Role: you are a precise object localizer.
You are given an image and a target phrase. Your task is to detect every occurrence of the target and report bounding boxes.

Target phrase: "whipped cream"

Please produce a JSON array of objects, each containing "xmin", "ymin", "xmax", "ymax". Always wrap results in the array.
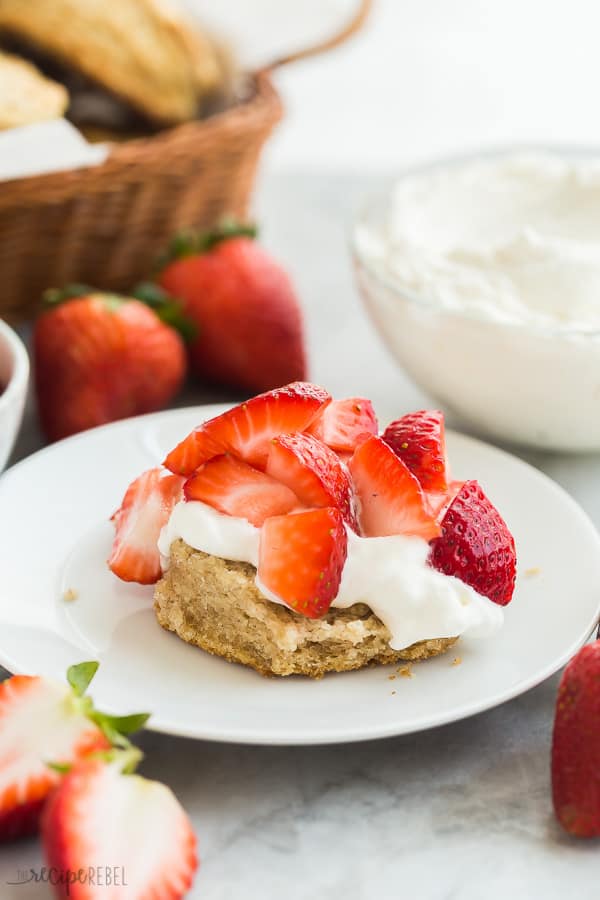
[
  {"xmin": 355, "ymin": 152, "xmax": 600, "ymax": 451},
  {"xmin": 365, "ymin": 153, "xmax": 600, "ymax": 332},
  {"xmin": 159, "ymin": 501, "xmax": 503, "ymax": 650}
]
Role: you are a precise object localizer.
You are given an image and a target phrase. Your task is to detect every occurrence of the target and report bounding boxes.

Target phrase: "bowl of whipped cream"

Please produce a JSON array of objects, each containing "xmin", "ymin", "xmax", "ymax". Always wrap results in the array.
[{"xmin": 352, "ymin": 150, "xmax": 600, "ymax": 452}]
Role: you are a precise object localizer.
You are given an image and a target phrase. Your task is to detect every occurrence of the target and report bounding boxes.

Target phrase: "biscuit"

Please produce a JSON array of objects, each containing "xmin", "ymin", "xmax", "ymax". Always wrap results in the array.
[
  {"xmin": 0, "ymin": 49, "xmax": 67, "ymax": 129},
  {"xmin": 0, "ymin": 0, "xmax": 222, "ymax": 124},
  {"xmin": 154, "ymin": 539, "xmax": 458, "ymax": 678}
]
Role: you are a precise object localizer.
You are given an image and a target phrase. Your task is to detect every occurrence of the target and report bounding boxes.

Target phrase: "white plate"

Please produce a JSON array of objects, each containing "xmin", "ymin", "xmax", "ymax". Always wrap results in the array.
[{"xmin": 1, "ymin": 406, "xmax": 599, "ymax": 745}]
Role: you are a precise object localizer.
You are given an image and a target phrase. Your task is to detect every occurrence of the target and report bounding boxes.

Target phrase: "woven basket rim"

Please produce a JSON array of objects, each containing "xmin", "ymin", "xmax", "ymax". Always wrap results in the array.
[{"xmin": 1, "ymin": 70, "xmax": 282, "ymax": 198}]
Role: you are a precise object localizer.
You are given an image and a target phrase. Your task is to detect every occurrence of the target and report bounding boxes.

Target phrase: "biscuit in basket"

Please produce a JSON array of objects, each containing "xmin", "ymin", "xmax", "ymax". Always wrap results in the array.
[
  {"xmin": 0, "ymin": 49, "xmax": 67, "ymax": 129},
  {"xmin": 154, "ymin": 540, "xmax": 458, "ymax": 678},
  {"xmin": 0, "ymin": 0, "xmax": 222, "ymax": 124}
]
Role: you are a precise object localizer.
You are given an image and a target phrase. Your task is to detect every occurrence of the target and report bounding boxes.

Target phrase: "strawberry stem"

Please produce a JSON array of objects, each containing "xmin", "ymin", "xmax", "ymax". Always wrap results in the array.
[
  {"xmin": 156, "ymin": 218, "xmax": 258, "ymax": 269},
  {"xmin": 43, "ymin": 284, "xmax": 95, "ymax": 306},
  {"xmin": 131, "ymin": 282, "xmax": 197, "ymax": 342},
  {"xmin": 67, "ymin": 660, "xmax": 99, "ymax": 697}
]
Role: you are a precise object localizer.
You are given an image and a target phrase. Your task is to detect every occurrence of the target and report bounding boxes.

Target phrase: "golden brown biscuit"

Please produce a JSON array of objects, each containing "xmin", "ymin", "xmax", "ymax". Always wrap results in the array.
[
  {"xmin": 154, "ymin": 540, "xmax": 458, "ymax": 678},
  {"xmin": 0, "ymin": 49, "xmax": 67, "ymax": 129},
  {"xmin": 0, "ymin": 0, "xmax": 222, "ymax": 124}
]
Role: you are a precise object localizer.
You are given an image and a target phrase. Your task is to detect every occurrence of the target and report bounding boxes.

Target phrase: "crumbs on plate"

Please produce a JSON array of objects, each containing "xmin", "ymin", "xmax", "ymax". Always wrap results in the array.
[
  {"xmin": 62, "ymin": 587, "xmax": 79, "ymax": 602},
  {"xmin": 452, "ymin": 656, "xmax": 462, "ymax": 666},
  {"xmin": 397, "ymin": 665, "xmax": 413, "ymax": 679},
  {"xmin": 524, "ymin": 567, "xmax": 541, "ymax": 578}
]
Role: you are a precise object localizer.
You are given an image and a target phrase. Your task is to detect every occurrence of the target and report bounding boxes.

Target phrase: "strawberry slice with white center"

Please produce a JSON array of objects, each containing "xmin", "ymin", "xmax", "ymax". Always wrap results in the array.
[
  {"xmin": 109, "ymin": 467, "xmax": 184, "ymax": 584},
  {"xmin": 42, "ymin": 755, "xmax": 198, "ymax": 899},
  {"xmin": 307, "ymin": 397, "xmax": 378, "ymax": 452},
  {"xmin": 184, "ymin": 454, "xmax": 301, "ymax": 526},
  {"xmin": 0, "ymin": 666, "xmax": 110, "ymax": 843},
  {"xmin": 382, "ymin": 409, "xmax": 448, "ymax": 492},
  {"xmin": 266, "ymin": 431, "xmax": 357, "ymax": 528},
  {"xmin": 258, "ymin": 507, "xmax": 348, "ymax": 618},
  {"xmin": 349, "ymin": 435, "xmax": 441, "ymax": 539},
  {"xmin": 163, "ymin": 381, "xmax": 331, "ymax": 475}
]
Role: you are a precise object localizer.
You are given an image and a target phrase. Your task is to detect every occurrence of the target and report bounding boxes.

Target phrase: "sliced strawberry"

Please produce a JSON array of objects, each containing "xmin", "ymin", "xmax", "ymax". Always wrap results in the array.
[
  {"xmin": 382, "ymin": 410, "xmax": 448, "ymax": 492},
  {"xmin": 164, "ymin": 382, "xmax": 331, "ymax": 475},
  {"xmin": 348, "ymin": 436, "xmax": 441, "ymax": 540},
  {"xmin": 258, "ymin": 508, "xmax": 348, "ymax": 618},
  {"xmin": 307, "ymin": 397, "xmax": 378, "ymax": 452},
  {"xmin": 184, "ymin": 454, "xmax": 301, "ymax": 526},
  {"xmin": 42, "ymin": 756, "xmax": 198, "ymax": 899},
  {"xmin": 109, "ymin": 467, "xmax": 184, "ymax": 584},
  {"xmin": 266, "ymin": 432, "xmax": 357, "ymax": 528},
  {"xmin": 429, "ymin": 480, "xmax": 516, "ymax": 606},
  {"xmin": 0, "ymin": 672, "xmax": 109, "ymax": 843},
  {"xmin": 552, "ymin": 641, "xmax": 600, "ymax": 837}
]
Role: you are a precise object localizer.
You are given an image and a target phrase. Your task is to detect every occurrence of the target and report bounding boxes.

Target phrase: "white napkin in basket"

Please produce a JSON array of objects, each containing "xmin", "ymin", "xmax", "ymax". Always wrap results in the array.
[{"xmin": 0, "ymin": 119, "xmax": 108, "ymax": 182}]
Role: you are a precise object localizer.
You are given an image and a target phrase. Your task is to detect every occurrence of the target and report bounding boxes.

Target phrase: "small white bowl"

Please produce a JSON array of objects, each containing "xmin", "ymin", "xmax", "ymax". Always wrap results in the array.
[
  {"xmin": 351, "ymin": 150, "xmax": 600, "ymax": 453},
  {"xmin": 0, "ymin": 319, "xmax": 29, "ymax": 471}
]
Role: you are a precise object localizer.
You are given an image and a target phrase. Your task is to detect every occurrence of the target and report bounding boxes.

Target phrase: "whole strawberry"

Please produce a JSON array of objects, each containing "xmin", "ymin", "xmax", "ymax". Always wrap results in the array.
[
  {"xmin": 552, "ymin": 641, "xmax": 600, "ymax": 837},
  {"xmin": 34, "ymin": 288, "xmax": 187, "ymax": 441},
  {"xmin": 157, "ymin": 222, "xmax": 307, "ymax": 393}
]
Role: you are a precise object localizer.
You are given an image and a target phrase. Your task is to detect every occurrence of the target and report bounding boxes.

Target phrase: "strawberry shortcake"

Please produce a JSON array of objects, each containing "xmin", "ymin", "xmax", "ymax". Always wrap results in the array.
[{"xmin": 108, "ymin": 383, "xmax": 516, "ymax": 677}]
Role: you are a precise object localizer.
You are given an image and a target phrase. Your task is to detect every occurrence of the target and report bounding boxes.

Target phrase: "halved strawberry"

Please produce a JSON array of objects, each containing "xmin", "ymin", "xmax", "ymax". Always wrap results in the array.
[
  {"xmin": 0, "ymin": 663, "xmax": 112, "ymax": 843},
  {"xmin": 382, "ymin": 410, "xmax": 448, "ymax": 492},
  {"xmin": 429, "ymin": 480, "xmax": 516, "ymax": 606},
  {"xmin": 109, "ymin": 467, "xmax": 184, "ymax": 584},
  {"xmin": 184, "ymin": 454, "xmax": 301, "ymax": 526},
  {"xmin": 266, "ymin": 432, "xmax": 356, "ymax": 528},
  {"xmin": 42, "ymin": 753, "xmax": 197, "ymax": 899},
  {"xmin": 307, "ymin": 397, "xmax": 378, "ymax": 452},
  {"xmin": 258, "ymin": 508, "xmax": 347, "ymax": 618},
  {"xmin": 164, "ymin": 382, "xmax": 331, "ymax": 475},
  {"xmin": 348, "ymin": 436, "xmax": 441, "ymax": 540}
]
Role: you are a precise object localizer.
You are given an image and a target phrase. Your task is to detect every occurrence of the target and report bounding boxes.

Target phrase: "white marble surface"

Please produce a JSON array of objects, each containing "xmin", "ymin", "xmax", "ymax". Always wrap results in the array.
[{"xmin": 1, "ymin": 172, "xmax": 599, "ymax": 898}]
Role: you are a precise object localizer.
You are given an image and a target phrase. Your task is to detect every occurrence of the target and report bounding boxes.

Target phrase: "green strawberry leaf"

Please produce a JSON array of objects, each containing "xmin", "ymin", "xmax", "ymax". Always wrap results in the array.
[
  {"xmin": 43, "ymin": 284, "xmax": 95, "ymax": 306},
  {"xmin": 67, "ymin": 661, "xmax": 99, "ymax": 697},
  {"xmin": 47, "ymin": 761, "xmax": 72, "ymax": 775},
  {"xmin": 131, "ymin": 282, "xmax": 198, "ymax": 343},
  {"xmin": 156, "ymin": 218, "xmax": 258, "ymax": 269},
  {"xmin": 97, "ymin": 712, "xmax": 151, "ymax": 735}
]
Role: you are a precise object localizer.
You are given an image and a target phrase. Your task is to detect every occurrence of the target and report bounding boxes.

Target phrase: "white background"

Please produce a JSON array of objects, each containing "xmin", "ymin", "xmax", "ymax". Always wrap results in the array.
[{"xmin": 188, "ymin": 0, "xmax": 600, "ymax": 171}]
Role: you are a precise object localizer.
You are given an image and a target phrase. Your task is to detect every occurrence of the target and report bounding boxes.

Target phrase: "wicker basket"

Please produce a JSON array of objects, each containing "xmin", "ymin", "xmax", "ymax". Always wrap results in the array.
[{"xmin": 0, "ymin": 1, "xmax": 371, "ymax": 323}]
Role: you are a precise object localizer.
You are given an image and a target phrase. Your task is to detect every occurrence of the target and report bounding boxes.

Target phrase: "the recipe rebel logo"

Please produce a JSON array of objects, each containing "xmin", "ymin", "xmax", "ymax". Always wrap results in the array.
[{"xmin": 7, "ymin": 866, "xmax": 127, "ymax": 893}]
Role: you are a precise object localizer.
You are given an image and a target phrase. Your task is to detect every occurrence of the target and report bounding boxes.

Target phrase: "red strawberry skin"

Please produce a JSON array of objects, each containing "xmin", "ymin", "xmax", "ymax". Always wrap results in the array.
[
  {"xmin": 266, "ymin": 432, "xmax": 357, "ymax": 528},
  {"xmin": 109, "ymin": 468, "xmax": 184, "ymax": 584},
  {"xmin": 35, "ymin": 295, "xmax": 187, "ymax": 442},
  {"xmin": 382, "ymin": 410, "xmax": 448, "ymax": 492},
  {"xmin": 429, "ymin": 480, "xmax": 516, "ymax": 605},
  {"xmin": 308, "ymin": 397, "xmax": 378, "ymax": 453},
  {"xmin": 164, "ymin": 381, "xmax": 331, "ymax": 475},
  {"xmin": 42, "ymin": 758, "xmax": 198, "ymax": 899},
  {"xmin": 258, "ymin": 508, "xmax": 348, "ymax": 618},
  {"xmin": 0, "ymin": 676, "xmax": 109, "ymax": 843},
  {"xmin": 159, "ymin": 237, "xmax": 306, "ymax": 393},
  {"xmin": 552, "ymin": 641, "xmax": 600, "ymax": 837},
  {"xmin": 349, "ymin": 436, "xmax": 440, "ymax": 540},
  {"xmin": 184, "ymin": 454, "xmax": 301, "ymax": 526}
]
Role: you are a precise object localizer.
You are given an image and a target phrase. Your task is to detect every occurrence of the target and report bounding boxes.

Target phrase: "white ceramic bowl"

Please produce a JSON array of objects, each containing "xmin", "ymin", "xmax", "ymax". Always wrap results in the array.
[
  {"xmin": 351, "ymin": 152, "xmax": 600, "ymax": 453},
  {"xmin": 0, "ymin": 320, "xmax": 29, "ymax": 471}
]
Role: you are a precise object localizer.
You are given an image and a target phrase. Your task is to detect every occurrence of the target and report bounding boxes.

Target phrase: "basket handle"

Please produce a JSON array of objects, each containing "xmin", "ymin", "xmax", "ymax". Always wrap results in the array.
[{"xmin": 263, "ymin": 0, "xmax": 373, "ymax": 70}]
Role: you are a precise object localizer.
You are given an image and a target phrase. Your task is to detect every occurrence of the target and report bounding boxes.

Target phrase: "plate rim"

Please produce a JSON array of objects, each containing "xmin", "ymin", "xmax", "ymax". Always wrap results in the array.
[{"xmin": 2, "ymin": 406, "xmax": 600, "ymax": 745}]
